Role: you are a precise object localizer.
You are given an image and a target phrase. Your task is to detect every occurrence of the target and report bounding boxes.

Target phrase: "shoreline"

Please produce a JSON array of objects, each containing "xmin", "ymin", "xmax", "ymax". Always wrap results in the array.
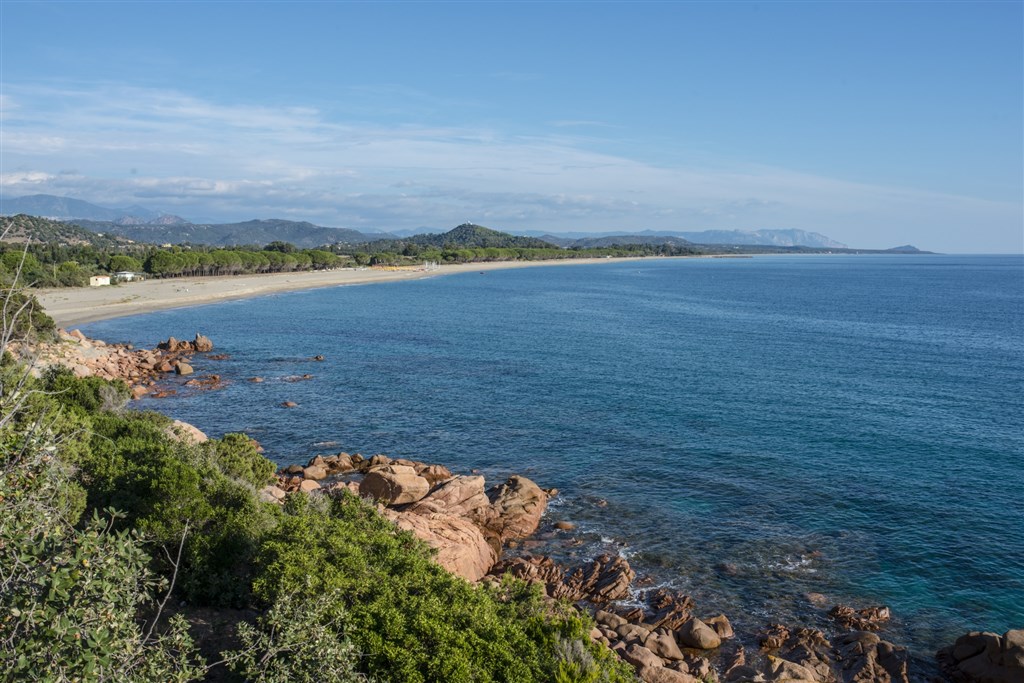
[
  {"xmin": 35, "ymin": 256, "xmax": 661, "ymax": 327},
  {"xmin": 23, "ymin": 270, "xmax": 1020, "ymax": 683}
]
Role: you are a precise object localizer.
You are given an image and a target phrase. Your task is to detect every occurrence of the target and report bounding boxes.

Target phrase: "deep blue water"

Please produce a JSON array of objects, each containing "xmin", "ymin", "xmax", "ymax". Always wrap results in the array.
[{"xmin": 83, "ymin": 254, "xmax": 1024, "ymax": 656}]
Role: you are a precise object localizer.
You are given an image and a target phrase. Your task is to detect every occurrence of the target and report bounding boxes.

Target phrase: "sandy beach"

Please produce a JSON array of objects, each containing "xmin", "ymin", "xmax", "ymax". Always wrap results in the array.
[{"xmin": 34, "ymin": 257, "xmax": 648, "ymax": 327}]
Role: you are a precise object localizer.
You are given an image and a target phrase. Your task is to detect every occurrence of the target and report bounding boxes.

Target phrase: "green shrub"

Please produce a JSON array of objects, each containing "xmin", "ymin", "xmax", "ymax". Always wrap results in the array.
[
  {"xmin": 0, "ymin": 432, "xmax": 203, "ymax": 682},
  {"xmin": 223, "ymin": 584, "xmax": 364, "ymax": 682},
  {"xmin": 209, "ymin": 432, "xmax": 276, "ymax": 488},
  {"xmin": 252, "ymin": 491, "xmax": 635, "ymax": 683}
]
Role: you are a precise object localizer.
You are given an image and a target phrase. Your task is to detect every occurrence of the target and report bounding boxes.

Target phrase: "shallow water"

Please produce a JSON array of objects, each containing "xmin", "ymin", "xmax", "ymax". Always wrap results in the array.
[{"xmin": 84, "ymin": 254, "xmax": 1024, "ymax": 657}]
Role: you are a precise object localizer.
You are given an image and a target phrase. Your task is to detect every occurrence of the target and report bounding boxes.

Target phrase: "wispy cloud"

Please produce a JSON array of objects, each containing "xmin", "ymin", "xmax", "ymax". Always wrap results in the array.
[{"xmin": 1, "ymin": 82, "xmax": 1019, "ymax": 251}]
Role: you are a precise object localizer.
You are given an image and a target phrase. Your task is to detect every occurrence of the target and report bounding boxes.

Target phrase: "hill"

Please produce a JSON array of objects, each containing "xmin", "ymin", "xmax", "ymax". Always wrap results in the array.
[
  {"xmin": 368, "ymin": 223, "xmax": 558, "ymax": 250},
  {"xmin": 72, "ymin": 218, "xmax": 388, "ymax": 248},
  {"xmin": 0, "ymin": 214, "xmax": 137, "ymax": 248}
]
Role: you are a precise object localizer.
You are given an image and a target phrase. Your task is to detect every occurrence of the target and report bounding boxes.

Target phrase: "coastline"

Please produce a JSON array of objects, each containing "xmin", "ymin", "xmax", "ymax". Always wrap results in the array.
[
  {"xmin": 23, "ymin": 261, "xmax": 1023, "ymax": 683},
  {"xmin": 35, "ymin": 256, "xmax": 657, "ymax": 327}
]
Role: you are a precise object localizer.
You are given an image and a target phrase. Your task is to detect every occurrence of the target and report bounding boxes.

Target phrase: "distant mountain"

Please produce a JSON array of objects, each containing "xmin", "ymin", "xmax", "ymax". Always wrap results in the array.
[
  {"xmin": 558, "ymin": 234, "xmax": 694, "ymax": 249},
  {"xmin": 883, "ymin": 245, "xmax": 924, "ymax": 253},
  {"xmin": 0, "ymin": 194, "xmax": 185, "ymax": 225},
  {"xmin": 113, "ymin": 213, "xmax": 189, "ymax": 226},
  {"xmin": 522, "ymin": 228, "xmax": 848, "ymax": 249},
  {"xmin": 675, "ymin": 229, "xmax": 847, "ymax": 249},
  {"xmin": 370, "ymin": 223, "xmax": 558, "ymax": 250},
  {"xmin": 72, "ymin": 218, "xmax": 386, "ymax": 248},
  {"xmin": 0, "ymin": 214, "xmax": 137, "ymax": 248}
]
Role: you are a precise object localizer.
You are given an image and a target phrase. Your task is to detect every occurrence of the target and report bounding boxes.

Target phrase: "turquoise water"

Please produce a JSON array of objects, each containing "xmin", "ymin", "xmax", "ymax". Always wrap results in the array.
[{"xmin": 83, "ymin": 254, "xmax": 1024, "ymax": 656}]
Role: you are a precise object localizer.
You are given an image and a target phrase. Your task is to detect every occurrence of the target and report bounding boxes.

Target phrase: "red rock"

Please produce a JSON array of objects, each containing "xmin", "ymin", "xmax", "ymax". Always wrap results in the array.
[
  {"xmin": 359, "ymin": 465, "xmax": 431, "ymax": 505},
  {"xmin": 383, "ymin": 508, "xmax": 497, "ymax": 582},
  {"xmin": 677, "ymin": 618, "xmax": 721, "ymax": 650},
  {"xmin": 164, "ymin": 419, "xmax": 208, "ymax": 444},
  {"xmin": 486, "ymin": 475, "xmax": 548, "ymax": 542}
]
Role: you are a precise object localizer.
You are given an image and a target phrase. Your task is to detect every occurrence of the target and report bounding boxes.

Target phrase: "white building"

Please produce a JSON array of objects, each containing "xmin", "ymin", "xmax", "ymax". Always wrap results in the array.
[
  {"xmin": 114, "ymin": 271, "xmax": 142, "ymax": 282},
  {"xmin": 89, "ymin": 276, "xmax": 111, "ymax": 287}
]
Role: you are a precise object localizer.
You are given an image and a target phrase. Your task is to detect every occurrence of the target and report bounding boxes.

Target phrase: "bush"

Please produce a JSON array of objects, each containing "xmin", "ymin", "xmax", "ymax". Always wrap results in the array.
[
  {"xmin": 209, "ymin": 432, "xmax": 276, "ymax": 488},
  {"xmin": 0, "ymin": 432, "xmax": 203, "ymax": 682},
  {"xmin": 252, "ymin": 492, "xmax": 636, "ymax": 683},
  {"xmin": 223, "ymin": 584, "xmax": 364, "ymax": 682}
]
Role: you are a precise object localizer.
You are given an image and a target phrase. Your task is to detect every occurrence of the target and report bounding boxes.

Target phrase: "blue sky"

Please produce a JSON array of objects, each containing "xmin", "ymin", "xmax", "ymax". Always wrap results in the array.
[{"xmin": 1, "ymin": 1, "xmax": 1021, "ymax": 252}]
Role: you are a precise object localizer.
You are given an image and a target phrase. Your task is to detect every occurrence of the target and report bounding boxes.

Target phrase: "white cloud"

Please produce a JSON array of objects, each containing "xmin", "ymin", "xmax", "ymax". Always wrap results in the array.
[{"xmin": 1, "ymin": 82, "xmax": 1020, "ymax": 251}]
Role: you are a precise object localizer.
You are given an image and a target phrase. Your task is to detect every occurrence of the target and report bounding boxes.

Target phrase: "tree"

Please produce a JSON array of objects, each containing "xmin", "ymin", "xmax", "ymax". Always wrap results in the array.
[
  {"xmin": 109, "ymin": 254, "xmax": 142, "ymax": 273},
  {"xmin": 264, "ymin": 241, "xmax": 297, "ymax": 254}
]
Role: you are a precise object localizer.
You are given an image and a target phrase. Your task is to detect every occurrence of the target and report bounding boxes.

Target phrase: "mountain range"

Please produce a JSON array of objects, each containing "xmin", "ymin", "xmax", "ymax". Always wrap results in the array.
[{"xmin": 2, "ymin": 194, "xmax": 883, "ymax": 251}]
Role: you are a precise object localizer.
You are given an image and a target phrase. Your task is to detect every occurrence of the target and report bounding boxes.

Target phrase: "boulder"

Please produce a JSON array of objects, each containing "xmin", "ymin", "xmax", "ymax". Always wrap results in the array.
[
  {"xmin": 298, "ymin": 479, "xmax": 321, "ymax": 493},
  {"xmin": 762, "ymin": 655, "xmax": 821, "ymax": 683},
  {"xmin": 562, "ymin": 554, "xmax": 635, "ymax": 604},
  {"xmin": 596, "ymin": 610, "xmax": 629, "ymax": 630},
  {"xmin": 303, "ymin": 464, "xmax": 328, "ymax": 481},
  {"xmin": 622, "ymin": 644, "xmax": 664, "ymax": 670},
  {"xmin": 677, "ymin": 618, "xmax": 722, "ymax": 650},
  {"xmin": 366, "ymin": 454, "xmax": 392, "ymax": 470},
  {"xmin": 646, "ymin": 589, "xmax": 696, "ymax": 630},
  {"xmin": 193, "ymin": 333, "xmax": 214, "ymax": 352},
  {"xmin": 384, "ymin": 509, "xmax": 496, "ymax": 582},
  {"xmin": 617, "ymin": 623, "xmax": 653, "ymax": 644},
  {"xmin": 174, "ymin": 361, "xmax": 194, "ymax": 376},
  {"xmin": 639, "ymin": 666, "xmax": 700, "ymax": 683},
  {"xmin": 707, "ymin": 614, "xmax": 735, "ymax": 640},
  {"xmin": 258, "ymin": 486, "xmax": 287, "ymax": 504},
  {"xmin": 416, "ymin": 463, "xmax": 453, "ymax": 485},
  {"xmin": 833, "ymin": 631, "xmax": 908, "ymax": 683},
  {"xmin": 359, "ymin": 465, "xmax": 431, "ymax": 505},
  {"xmin": 645, "ymin": 630, "xmax": 686, "ymax": 661},
  {"xmin": 486, "ymin": 475, "xmax": 548, "ymax": 541},
  {"xmin": 407, "ymin": 475, "xmax": 490, "ymax": 522},
  {"xmin": 164, "ymin": 419, "xmax": 208, "ymax": 444},
  {"xmin": 939, "ymin": 630, "xmax": 1024, "ymax": 683}
]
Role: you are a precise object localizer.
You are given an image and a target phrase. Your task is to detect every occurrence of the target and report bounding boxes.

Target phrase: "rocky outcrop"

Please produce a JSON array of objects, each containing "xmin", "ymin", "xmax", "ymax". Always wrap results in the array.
[
  {"xmin": 829, "ymin": 605, "xmax": 891, "ymax": 632},
  {"xmin": 740, "ymin": 624, "xmax": 909, "ymax": 683},
  {"xmin": 10, "ymin": 328, "xmax": 217, "ymax": 397},
  {"xmin": 485, "ymin": 475, "xmax": 548, "ymax": 542},
  {"xmin": 494, "ymin": 553, "xmax": 635, "ymax": 604},
  {"xmin": 383, "ymin": 508, "xmax": 496, "ymax": 582},
  {"xmin": 407, "ymin": 475, "xmax": 491, "ymax": 521},
  {"xmin": 359, "ymin": 465, "xmax": 431, "ymax": 505},
  {"xmin": 157, "ymin": 333, "xmax": 214, "ymax": 353},
  {"xmin": 938, "ymin": 630, "xmax": 1024, "ymax": 683}
]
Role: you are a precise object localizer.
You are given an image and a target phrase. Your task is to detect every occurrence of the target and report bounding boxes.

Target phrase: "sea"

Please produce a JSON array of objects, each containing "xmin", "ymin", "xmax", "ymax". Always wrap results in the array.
[{"xmin": 82, "ymin": 254, "xmax": 1024, "ymax": 662}]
